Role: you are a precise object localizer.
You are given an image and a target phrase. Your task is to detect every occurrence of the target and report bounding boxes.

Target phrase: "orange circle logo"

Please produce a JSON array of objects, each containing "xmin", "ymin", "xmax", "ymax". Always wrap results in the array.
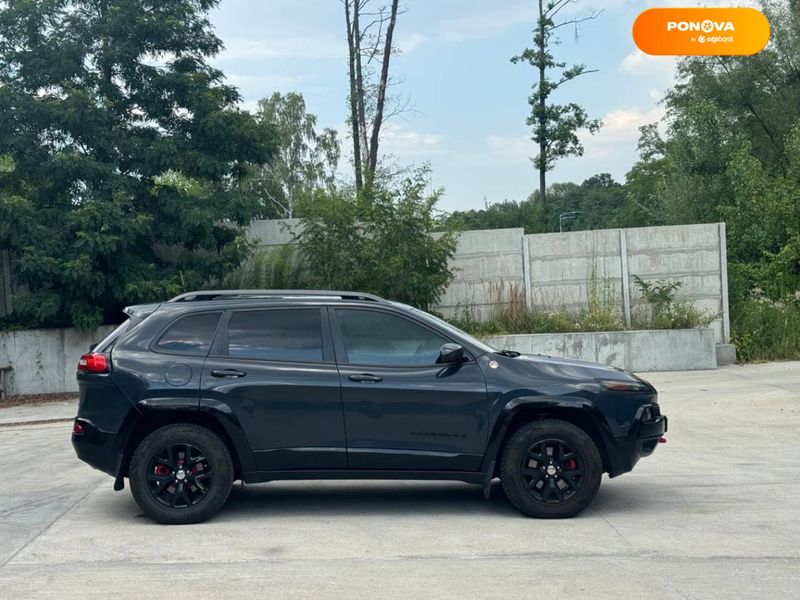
[{"xmin": 633, "ymin": 8, "xmax": 770, "ymax": 56}]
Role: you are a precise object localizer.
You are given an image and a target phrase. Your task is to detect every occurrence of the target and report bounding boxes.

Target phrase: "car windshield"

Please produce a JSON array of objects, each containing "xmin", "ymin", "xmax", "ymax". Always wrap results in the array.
[{"xmin": 392, "ymin": 303, "xmax": 498, "ymax": 355}]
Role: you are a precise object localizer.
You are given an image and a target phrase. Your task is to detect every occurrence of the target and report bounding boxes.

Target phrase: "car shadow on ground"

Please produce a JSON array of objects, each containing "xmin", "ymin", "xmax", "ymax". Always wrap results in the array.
[
  {"xmin": 219, "ymin": 481, "xmax": 516, "ymax": 519},
  {"xmin": 209, "ymin": 478, "xmax": 654, "ymax": 522}
]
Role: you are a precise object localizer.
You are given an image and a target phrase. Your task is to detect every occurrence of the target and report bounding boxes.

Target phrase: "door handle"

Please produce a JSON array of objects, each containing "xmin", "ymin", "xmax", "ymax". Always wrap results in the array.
[
  {"xmin": 348, "ymin": 374, "xmax": 383, "ymax": 383},
  {"xmin": 211, "ymin": 369, "xmax": 247, "ymax": 378}
]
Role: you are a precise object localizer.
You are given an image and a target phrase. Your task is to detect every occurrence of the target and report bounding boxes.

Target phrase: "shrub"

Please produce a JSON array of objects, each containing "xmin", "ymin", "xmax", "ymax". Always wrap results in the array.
[
  {"xmin": 221, "ymin": 245, "xmax": 308, "ymax": 290},
  {"xmin": 631, "ymin": 275, "xmax": 714, "ymax": 330},
  {"xmin": 731, "ymin": 291, "xmax": 800, "ymax": 361},
  {"xmin": 294, "ymin": 168, "xmax": 458, "ymax": 310}
]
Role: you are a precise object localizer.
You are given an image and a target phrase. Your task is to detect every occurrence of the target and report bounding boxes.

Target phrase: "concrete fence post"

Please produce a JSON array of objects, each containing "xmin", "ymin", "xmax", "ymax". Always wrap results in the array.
[
  {"xmin": 0, "ymin": 250, "xmax": 12, "ymax": 318},
  {"xmin": 619, "ymin": 229, "xmax": 632, "ymax": 328},
  {"xmin": 522, "ymin": 234, "xmax": 532, "ymax": 309},
  {"xmin": 718, "ymin": 222, "xmax": 730, "ymax": 343}
]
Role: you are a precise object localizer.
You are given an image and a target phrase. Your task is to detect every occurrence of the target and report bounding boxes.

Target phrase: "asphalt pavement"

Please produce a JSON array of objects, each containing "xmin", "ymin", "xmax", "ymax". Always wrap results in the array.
[{"xmin": 1, "ymin": 362, "xmax": 798, "ymax": 599}]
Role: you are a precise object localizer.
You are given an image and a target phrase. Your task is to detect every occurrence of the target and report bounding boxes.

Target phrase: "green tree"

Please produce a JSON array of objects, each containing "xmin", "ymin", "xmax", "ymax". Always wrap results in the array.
[
  {"xmin": 295, "ymin": 167, "xmax": 457, "ymax": 310},
  {"xmin": 512, "ymin": 0, "xmax": 602, "ymax": 203},
  {"xmin": 0, "ymin": 0, "xmax": 274, "ymax": 329},
  {"xmin": 247, "ymin": 92, "xmax": 340, "ymax": 219},
  {"xmin": 443, "ymin": 173, "xmax": 625, "ymax": 234}
]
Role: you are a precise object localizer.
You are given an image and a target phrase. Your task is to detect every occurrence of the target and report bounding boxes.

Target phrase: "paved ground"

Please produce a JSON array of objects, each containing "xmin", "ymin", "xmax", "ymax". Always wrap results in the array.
[{"xmin": 1, "ymin": 362, "xmax": 799, "ymax": 599}]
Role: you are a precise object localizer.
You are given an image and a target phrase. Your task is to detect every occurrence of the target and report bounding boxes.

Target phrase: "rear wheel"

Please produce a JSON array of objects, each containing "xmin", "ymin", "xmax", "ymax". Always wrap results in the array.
[
  {"xmin": 129, "ymin": 424, "xmax": 234, "ymax": 524},
  {"xmin": 500, "ymin": 419, "xmax": 602, "ymax": 518}
]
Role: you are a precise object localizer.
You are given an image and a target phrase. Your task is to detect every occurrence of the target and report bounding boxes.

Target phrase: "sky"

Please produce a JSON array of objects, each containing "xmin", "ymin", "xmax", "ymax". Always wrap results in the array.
[{"xmin": 205, "ymin": 0, "xmax": 722, "ymax": 212}]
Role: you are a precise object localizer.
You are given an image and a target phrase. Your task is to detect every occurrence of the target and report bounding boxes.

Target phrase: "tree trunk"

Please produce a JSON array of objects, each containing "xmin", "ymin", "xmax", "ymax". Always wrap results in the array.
[
  {"xmin": 353, "ymin": 2, "xmax": 370, "ymax": 187},
  {"xmin": 365, "ymin": 0, "xmax": 399, "ymax": 189},
  {"xmin": 344, "ymin": 0, "xmax": 363, "ymax": 193},
  {"xmin": 537, "ymin": 0, "xmax": 547, "ymax": 203}
]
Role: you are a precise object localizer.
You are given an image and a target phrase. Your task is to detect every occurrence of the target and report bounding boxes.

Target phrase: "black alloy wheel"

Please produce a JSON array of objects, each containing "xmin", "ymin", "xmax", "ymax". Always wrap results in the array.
[
  {"xmin": 520, "ymin": 439, "xmax": 584, "ymax": 503},
  {"xmin": 147, "ymin": 443, "xmax": 213, "ymax": 509},
  {"xmin": 130, "ymin": 424, "xmax": 234, "ymax": 524},
  {"xmin": 500, "ymin": 419, "xmax": 602, "ymax": 518}
]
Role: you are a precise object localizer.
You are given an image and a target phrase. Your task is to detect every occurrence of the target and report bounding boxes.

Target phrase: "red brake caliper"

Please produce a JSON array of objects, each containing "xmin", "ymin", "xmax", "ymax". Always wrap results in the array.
[
  {"xmin": 155, "ymin": 464, "xmax": 171, "ymax": 476},
  {"xmin": 565, "ymin": 458, "xmax": 577, "ymax": 470}
]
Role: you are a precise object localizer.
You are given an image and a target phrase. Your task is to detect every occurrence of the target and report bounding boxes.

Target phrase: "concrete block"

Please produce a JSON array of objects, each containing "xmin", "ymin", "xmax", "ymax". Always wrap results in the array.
[
  {"xmin": 0, "ymin": 326, "xmax": 115, "ymax": 396},
  {"xmin": 483, "ymin": 328, "xmax": 717, "ymax": 372},
  {"xmin": 716, "ymin": 343, "xmax": 737, "ymax": 365}
]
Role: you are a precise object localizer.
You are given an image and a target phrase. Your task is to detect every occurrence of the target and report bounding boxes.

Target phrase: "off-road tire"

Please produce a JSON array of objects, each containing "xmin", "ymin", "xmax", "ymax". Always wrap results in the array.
[
  {"xmin": 500, "ymin": 419, "xmax": 602, "ymax": 518},
  {"xmin": 129, "ymin": 424, "xmax": 234, "ymax": 524}
]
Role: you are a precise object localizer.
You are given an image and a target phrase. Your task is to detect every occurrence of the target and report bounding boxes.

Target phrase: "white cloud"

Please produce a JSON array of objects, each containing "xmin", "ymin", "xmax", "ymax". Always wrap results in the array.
[
  {"xmin": 380, "ymin": 122, "xmax": 444, "ymax": 158},
  {"xmin": 482, "ymin": 104, "xmax": 664, "ymax": 168},
  {"xmin": 225, "ymin": 73, "xmax": 310, "ymax": 90},
  {"xmin": 218, "ymin": 34, "xmax": 344, "ymax": 62},
  {"xmin": 398, "ymin": 32, "xmax": 426, "ymax": 54},
  {"xmin": 620, "ymin": 50, "xmax": 678, "ymax": 81},
  {"xmin": 485, "ymin": 134, "xmax": 534, "ymax": 166},
  {"xmin": 439, "ymin": 3, "xmax": 534, "ymax": 41},
  {"xmin": 236, "ymin": 99, "xmax": 261, "ymax": 114}
]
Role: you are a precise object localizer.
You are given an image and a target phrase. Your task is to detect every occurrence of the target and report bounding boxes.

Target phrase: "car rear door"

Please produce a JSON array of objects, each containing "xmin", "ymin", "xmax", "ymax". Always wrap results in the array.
[
  {"xmin": 200, "ymin": 306, "xmax": 347, "ymax": 471},
  {"xmin": 331, "ymin": 307, "xmax": 489, "ymax": 472}
]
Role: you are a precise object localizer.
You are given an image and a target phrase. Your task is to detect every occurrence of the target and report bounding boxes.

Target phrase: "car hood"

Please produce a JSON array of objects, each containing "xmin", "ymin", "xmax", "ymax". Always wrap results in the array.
[{"xmin": 493, "ymin": 352, "xmax": 650, "ymax": 387}]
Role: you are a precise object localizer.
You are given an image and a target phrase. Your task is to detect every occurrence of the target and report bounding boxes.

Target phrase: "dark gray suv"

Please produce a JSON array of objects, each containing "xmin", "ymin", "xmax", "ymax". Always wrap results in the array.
[{"xmin": 73, "ymin": 290, "xmax": 667, "ymax": 524}]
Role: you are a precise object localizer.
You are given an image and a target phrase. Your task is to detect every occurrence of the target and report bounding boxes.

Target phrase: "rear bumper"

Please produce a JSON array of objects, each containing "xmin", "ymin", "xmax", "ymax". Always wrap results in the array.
[
  {"xmin": 605, "ymin": 408, "xmax": 668, "ymax": 477},
  {"xmin": 72, "ymin": 418, "xmax": 123, "ymax": 478}
]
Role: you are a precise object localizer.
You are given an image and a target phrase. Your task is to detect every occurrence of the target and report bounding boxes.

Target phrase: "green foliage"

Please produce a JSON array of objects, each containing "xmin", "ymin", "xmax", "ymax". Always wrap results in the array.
[
  {"xmin": 450, "ymin": 276, "xmax": 624, "ymax": 337},
  {"xmin": 221, "ymin": 245, "xmax": 308, "ymax": 290},
  {"xmin": 443, "ymin": 174, "xmax": 625, "ymax": 233},
  {"xmin": 619, "ymin": 1, "xmax": 800, "ymax": 307},
  {"xmin": 731, "ymin": 292, "xmax": 800, "ymax": 362},
  {"xmin": 511, "ymin": 0, "xmax": 602, "ymax": 200},
  {"xmin": 450, "ymin": 273, "xmax": 714, "ymax": 337},
  {"xmin": 243, "ymin": 92, "xmax": 340, "ymax": 219},
  {"xmin": 0, "ymin": 0, "xmax": 274, "ymax": 329},
  {"xmin": 631, "ymin": 275, "xmax": 714, "ymax": 330},
  {"xmin": 295, "ymin": 167, "xmax": 457, "ymax": 310}
]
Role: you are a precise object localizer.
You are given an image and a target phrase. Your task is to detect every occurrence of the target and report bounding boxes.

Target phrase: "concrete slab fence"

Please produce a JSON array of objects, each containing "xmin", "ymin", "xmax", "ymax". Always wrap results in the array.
[{"xmin": 247, "ymin": 220, "xmax": 730, "ymax": 344}]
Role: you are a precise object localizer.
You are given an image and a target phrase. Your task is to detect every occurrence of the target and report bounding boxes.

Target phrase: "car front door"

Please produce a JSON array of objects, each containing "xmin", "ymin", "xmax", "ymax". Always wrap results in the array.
[
  {"xmin": 200, "ymin": 307, "xmax": 347, "ymax": 471},
  {"xmin": 332, "ymin": 307, "xmax": 489, "ymax": 472}
]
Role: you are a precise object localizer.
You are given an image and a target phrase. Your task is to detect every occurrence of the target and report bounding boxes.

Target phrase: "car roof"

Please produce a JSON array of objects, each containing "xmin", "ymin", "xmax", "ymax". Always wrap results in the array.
[
  {"xmin": 169, "ymin": 289, "xmax": 388, "ymax": 304},
  {"xmin": 123, "ymin": 290, "xmax": 395, "ymax": 316}
]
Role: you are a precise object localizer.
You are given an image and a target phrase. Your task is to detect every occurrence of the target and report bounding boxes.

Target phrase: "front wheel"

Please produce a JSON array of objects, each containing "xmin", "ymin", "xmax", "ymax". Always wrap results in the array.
[
  {"xmin": 129, "ymin": 424, "xmax": 234, "ymax": 524},
  {"xmin": 500, "ymin": 419, "xmax": 602, "ymax": 518}
]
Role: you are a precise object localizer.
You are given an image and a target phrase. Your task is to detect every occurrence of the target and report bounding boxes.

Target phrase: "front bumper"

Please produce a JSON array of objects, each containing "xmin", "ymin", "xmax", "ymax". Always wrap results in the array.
[
  {"xmin": 605, "ymin": 405, "xmax": 667, "ymax": 477},
  {"xmin": 72, "ymin": 418, "xmax": 124, "ymax": 478}
]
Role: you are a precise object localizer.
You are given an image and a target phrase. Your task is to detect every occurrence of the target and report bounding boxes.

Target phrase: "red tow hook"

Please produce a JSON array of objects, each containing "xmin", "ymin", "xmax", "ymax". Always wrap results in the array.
[{"xmin": 659, "ymin": 437, "xmax": 667, "ymax": 444}]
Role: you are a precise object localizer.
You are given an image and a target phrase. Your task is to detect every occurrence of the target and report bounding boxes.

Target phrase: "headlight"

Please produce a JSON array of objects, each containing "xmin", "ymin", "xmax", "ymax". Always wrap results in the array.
[{"xmin": 600, "ymin": 380, "xmax": 651, "ymax": 392}]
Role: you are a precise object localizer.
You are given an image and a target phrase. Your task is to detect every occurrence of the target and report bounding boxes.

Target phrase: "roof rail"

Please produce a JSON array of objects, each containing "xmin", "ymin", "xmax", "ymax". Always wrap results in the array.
[{"xmin": 168, "ymin": 290, "xmax": 387, "ymax": 303}]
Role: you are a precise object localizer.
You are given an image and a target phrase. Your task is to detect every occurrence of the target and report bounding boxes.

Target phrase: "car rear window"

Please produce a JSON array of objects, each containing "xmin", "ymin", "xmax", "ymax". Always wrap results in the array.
[
  {"xmin": 226, "ymin": 309, "xmax": 323, "ymax": 362},
  {"xmin": 155, "ymin": 312, "xmax": 222, "ymax": 355}
]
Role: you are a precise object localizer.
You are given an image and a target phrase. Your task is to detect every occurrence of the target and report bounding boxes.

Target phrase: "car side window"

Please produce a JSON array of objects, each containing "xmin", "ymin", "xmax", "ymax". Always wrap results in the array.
[
  {"xmin": 336, "ymin": 309, "xmax": 445, "ymax": 366},
  {"xmin": 226, "ymin": 309, "xmax": 323, "ymax": 362},
  {"xmin": 155, "ymin": 312, "xmax": 222, "ymax": 355}
]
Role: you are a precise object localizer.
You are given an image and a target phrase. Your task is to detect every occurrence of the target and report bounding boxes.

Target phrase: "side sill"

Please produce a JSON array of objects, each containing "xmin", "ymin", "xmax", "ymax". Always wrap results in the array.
[{"xmin": 242, "ymin": 470, "xmax": 486, "ymax": 485}]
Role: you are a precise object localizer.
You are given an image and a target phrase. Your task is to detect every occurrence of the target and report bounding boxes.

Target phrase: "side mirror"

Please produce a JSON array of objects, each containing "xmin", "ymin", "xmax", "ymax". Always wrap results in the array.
[{"xmin": 437, "ymin": 343, "xmax": 466, "ymax": 364}]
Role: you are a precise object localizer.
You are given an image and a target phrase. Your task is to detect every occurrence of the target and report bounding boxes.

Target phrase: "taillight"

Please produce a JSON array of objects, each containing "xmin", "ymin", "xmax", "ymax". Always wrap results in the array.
[
  {"xmin": 78, "ymin": 353, "xmax": 108, "ymax": 373},
  {"xmin": 72, "ymin": 421, "xmax": 85, "ymax": 435}
]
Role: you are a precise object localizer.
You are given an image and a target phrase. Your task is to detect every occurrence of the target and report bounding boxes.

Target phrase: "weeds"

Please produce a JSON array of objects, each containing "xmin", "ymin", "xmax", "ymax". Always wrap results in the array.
[
  {"xmin": 631, "ymin": 275, "xmax": 715, "ymax": 330},
  {"xmin": 731, "ymin": 290, "xmax": 800, "ymax": 361},
  {"xmin": 450, "ymin": 274, "xmax": 713, "ymax": 336},
  {"xmin": 221, "ymin": 245, "xmax": 308, "ymax": 290}
]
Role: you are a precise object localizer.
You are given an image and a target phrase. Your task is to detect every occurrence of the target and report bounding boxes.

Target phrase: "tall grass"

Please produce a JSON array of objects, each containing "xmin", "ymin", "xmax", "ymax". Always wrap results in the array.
[
  {"xmin": 450, "ymin": 274, "xmax": 714, "ymax": 337},
  {"xmin": 450, "ymin": 280, "xmax": 624, "ymax": 336},
  {"xmin": 731, "ymin": 295, "xmax": 800, "ymax": 361},
  {"xmin": 222, "ymin": 245, "xmax": 308, "ymax": 290}
]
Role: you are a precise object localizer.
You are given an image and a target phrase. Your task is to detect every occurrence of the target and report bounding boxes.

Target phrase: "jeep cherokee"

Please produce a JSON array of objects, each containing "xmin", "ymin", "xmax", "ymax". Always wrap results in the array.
[{"xmin": 72, "ymin": 290, "xmax": 667, "ymax": 524}]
